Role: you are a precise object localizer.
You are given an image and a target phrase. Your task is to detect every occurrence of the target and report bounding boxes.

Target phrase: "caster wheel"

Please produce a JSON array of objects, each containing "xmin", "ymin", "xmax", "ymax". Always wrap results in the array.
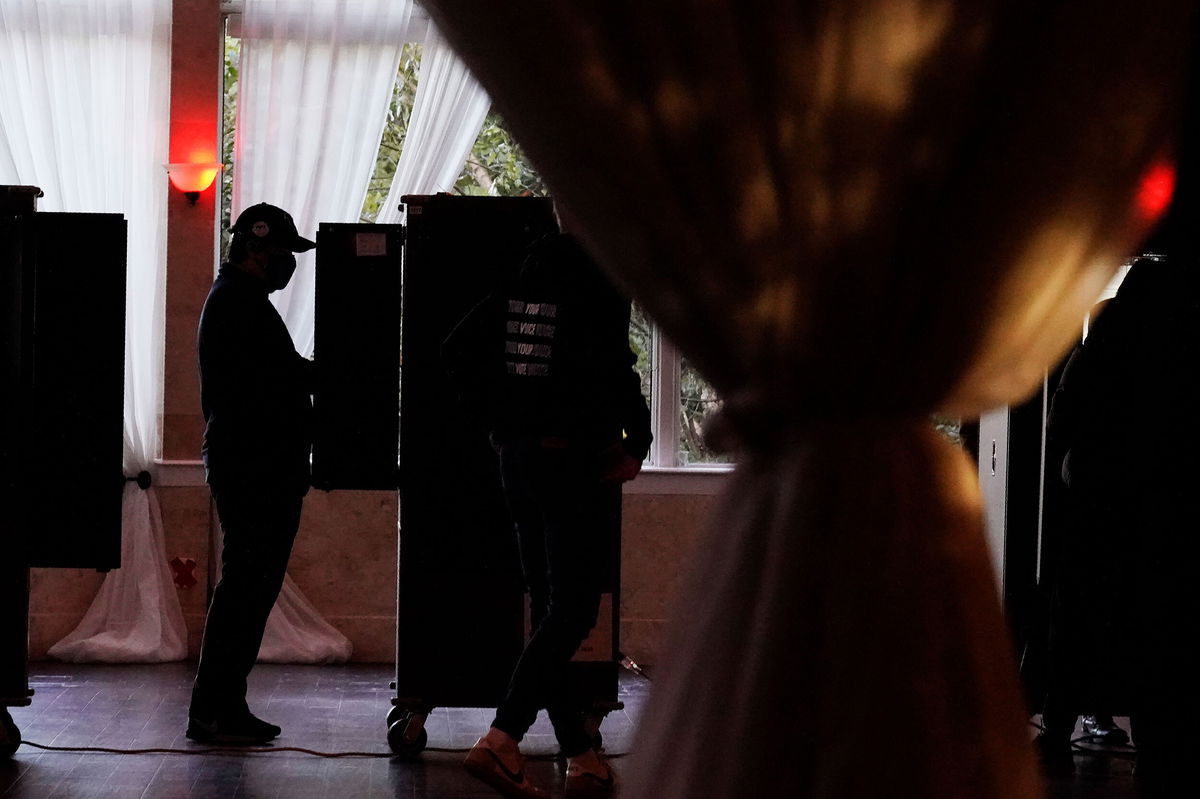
[
  {"xmin": 387, "ymin": 717, "xmax": 428, "ymax": 759},
  {"xmin": 1, "ymin": 710, "xmax": 20, "ymax": 758},
  {"xmin": 385, "ymin": 705, "xmax": 405, "ymax": 729}
]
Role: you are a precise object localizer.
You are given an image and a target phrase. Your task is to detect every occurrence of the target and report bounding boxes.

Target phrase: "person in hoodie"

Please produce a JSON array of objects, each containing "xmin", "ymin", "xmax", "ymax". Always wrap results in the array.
[
  {"xmin": 187, "ymin": 203, "xmax": 317, "ymax": 745},
  {"xmin": 445, "ymin": 202, "xmax": 651, "ymax": 798},
  {"xmin": 1038, "ymin": 253, "xmax": 1200, "ymax": 793}
]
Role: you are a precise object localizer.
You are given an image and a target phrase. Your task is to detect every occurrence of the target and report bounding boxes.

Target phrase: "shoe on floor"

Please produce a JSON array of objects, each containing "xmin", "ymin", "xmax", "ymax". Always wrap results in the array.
[
  {"xmin": 565, "ymin": 750, "xmax": 615, "ymax": 798},
  {"xmin": 464, "ymin": 738, "xmax": 548, "ymax": 799},
  {"xmin": 186, "ymin": 712, "xmax": 280, "ymax": 745},
  {"xmin": 1080, "ymin": 714, "xmax": 1129, "ymax": 745},
  {"xmin": 565, "ymin": 766, "xmax": 615, "ymax": 797}
]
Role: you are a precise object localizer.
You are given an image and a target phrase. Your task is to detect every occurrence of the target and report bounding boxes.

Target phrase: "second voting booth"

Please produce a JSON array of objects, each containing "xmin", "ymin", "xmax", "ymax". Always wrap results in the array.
[
  {"xmin": 312, "ymin": 194, "xmax": 624, "ymax": 756},
  {"xmin": 1, "ymin": 186, "xmax": 126, "ymax": 756}
]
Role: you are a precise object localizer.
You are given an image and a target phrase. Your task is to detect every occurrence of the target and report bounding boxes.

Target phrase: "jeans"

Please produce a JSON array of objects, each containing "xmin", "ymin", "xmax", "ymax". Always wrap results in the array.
[
  {"xmin": 190, "ymin": 481, "xmax": 303, "ymax": 721},
  {"xmin": 491, "ymin": 437, "xmax": 605, "ymax": 757}
]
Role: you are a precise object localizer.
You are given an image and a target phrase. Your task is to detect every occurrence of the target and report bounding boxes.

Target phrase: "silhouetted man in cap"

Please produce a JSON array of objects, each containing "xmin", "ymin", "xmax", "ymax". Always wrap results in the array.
[{"xmin": 187, "ymin": 203, "xmax": 316, "ymax": 745}]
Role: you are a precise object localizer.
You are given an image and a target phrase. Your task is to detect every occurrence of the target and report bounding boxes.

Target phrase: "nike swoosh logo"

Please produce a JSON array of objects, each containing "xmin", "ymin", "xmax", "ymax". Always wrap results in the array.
[{"xmin": 484, "ymin": 746, "xmax": 526, "ymax": 784}]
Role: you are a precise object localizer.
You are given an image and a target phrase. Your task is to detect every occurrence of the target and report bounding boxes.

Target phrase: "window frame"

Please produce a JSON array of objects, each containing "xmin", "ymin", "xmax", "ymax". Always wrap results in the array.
[{"xmin": 644, "ymin": 329, "xmax": 734, "ymax": 473}]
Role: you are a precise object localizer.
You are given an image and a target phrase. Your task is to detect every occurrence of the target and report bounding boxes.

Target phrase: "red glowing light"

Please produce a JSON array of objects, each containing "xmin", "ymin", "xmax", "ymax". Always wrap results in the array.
[
  {"xmin": 1135, "ymin": 161, "xmax": 1176, "ymax": 221},
  {"xmin": 165, "ymin": 162, "xmax": 223, "ymax": 194}
]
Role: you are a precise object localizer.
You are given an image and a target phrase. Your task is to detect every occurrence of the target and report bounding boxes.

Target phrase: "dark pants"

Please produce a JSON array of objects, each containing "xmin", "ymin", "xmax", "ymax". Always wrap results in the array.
[
  {"xmin": 1039, "ymin": 490, "xmax": 1138, "ymax": 737},
  {"xmin": 189, "ymin": 481, "xmax": 304, "ymax": 721},
  {"xmin": 492, "ymin": 438, "xmax": 605, "ymax": 758}
]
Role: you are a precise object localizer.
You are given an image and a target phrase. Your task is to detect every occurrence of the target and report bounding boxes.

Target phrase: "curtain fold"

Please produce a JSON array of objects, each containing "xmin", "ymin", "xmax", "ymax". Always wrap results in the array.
[
  {"xmin": 420, "ymin": 2, "xmax": 1195, "ymax": 796},
  {"xmin": 376, "ymin": 23, "xmax": 490, "ymax": 223},
  {"xmin": 0, "ymin": 0, "xmax": 185, "ymax": 663},
  {"xmin": 233, "ymin": 0, "xmax": 417, "ymax": 661},
  {"xmin": 48, "ymin": 485, "xmax": 186, "ymax": 662},
  {"xmin": 257, "ymin": 575, "xmax": 352, "ymax": 664}
]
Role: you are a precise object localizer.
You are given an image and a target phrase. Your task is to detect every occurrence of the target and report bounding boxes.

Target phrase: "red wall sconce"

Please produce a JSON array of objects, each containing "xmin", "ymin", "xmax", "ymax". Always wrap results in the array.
[{"xmin": 164, "ymin": 162, "xmax": 224, "ymax": 205}]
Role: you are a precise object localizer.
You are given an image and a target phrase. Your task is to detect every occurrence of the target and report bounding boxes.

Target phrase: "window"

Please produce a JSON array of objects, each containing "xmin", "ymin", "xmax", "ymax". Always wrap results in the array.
[
  {"xmin": 633, "ymin": 305, "xmax": 729, "ymax": 468},
  {"xmin": 221, "ymin": 28, "xmax": 727, "ymax": 469},
  {"xmin": 220, "ymin": 33, "xmax": 239, "ymax": 253}
]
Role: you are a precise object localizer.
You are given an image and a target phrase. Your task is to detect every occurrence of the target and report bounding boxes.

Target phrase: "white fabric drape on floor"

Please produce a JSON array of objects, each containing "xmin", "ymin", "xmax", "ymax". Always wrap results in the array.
[
  {"xmin": 376, "ymin": 23, "xmax": 490, "ymax": 223},
  {"xmin": 233, "ymin": 0, "xmax": 423, "ymax": 663},
  {"xmin": 205, "ymin": 520, "xmax": 352, "ymax": 664},
  {"xmin": 49, "ymin": 485, "xmax": 186, "ymax": 662},
  {"xmin": 257, "ymin": 575, "xmax": 353, "ymax": 664},
  {"xmin": 0, "ymin": 0, "xmax": 185, "ymax": 662},
  {"xmin": 233, "ymin": 0, "xmax": 417, "ymax": 356}
]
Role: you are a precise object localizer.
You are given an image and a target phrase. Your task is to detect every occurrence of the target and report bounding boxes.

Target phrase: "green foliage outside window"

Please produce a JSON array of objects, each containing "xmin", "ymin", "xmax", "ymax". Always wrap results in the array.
[
  {"xmin": 680, "ymin": 356, "xmax": 729, "ymax": 465},
  {"xmin": 220, "ymin": 35, "xmax": 239, "ymax": 258},
  {"xmin": 360, "ymin": 43, "xmax": 548, "ymax": 220},
  {"xmin": 360, "ymin": 43, "xmax": 422, "ymax": 223},
  {"xmin": 932, "ymin": 414, "xmax": 963, "ymax": 446},
  {"xmin": 629, "ymin": 303, "xmax": 653, "ymax": 403}
]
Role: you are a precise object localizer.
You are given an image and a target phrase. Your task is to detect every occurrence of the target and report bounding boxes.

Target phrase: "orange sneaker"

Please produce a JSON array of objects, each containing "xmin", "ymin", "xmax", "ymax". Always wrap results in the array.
[
  {"xmin": 463, "ymin": 738, "xmax": 548, "ymax": 799},
  {"xmin": 564, "ymin": 751, "xmax": 615, "ymax": 797}
]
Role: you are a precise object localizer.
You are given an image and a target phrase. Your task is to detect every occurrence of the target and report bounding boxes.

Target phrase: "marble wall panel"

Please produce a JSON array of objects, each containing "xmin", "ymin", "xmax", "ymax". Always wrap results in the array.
[
  {"xmin": 157, "ymin": 485, "xmax": 215, "ymax": 657},
  {"xmin": 620, "ymin": 493, "xmax": 717, "ymax": 665},
  {"xmin": 27, "ymin": 568, "xmax": 105, "ymax": 660},
  {"xmin": 287, "ymin": 490, "xmax": 399, "ymax": 662},
  {"xmin": 29, "ymin": 485, "xmax": 717, "ymax": 665}
]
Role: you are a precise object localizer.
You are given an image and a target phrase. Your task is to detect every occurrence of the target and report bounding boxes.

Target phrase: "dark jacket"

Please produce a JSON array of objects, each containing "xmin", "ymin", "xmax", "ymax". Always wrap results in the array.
[
  {"xmin": 1040, "ymin": 256, "xmax": 1200, "ymax": 714},
  {"xmin": 198, "ymin": 264, "xmax": 314, "ymax": 492},
  {"xmin": 443, "ymin": 233, "xmax": 652, "ymax": 460}
]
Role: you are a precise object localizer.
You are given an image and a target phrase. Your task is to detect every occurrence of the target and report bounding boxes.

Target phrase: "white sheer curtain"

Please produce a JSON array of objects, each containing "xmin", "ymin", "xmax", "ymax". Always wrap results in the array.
[
  {"xmin": 0, "ymin": 0, "xmax": 185, "ymax": 662},
  {"xmin": 376, "ymin": 23, "xmax": 490, "ymax": 223},
  {"xmin": 234, "ymin": 0, "xmax": 417, "ymax": 356},
  {"xmin": 233, "ymin": 0, "xmax": 420, "ymax": 662}
]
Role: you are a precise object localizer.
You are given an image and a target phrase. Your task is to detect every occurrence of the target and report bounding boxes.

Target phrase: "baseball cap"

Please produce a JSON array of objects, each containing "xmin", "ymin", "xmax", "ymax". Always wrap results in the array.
[{"xmin": 230, "ymin": 203, "xmax": 316, "ymax": 252}]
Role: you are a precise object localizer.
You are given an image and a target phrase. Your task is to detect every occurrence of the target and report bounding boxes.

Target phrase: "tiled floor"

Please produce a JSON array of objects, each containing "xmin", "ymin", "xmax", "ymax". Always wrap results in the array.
[
  {"xmin": 2, "ymin": 663, "xmax": 644, "ymax": 798},
  {"xmin": 0, "ymin": 664, "xmax": 1169, "ymax": 798}
]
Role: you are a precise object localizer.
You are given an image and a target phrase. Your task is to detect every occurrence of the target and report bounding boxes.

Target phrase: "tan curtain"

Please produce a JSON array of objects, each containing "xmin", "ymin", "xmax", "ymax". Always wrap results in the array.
[{"xmin": 422, "ymin": 2, "xmax": 1194, "ymax": 796}]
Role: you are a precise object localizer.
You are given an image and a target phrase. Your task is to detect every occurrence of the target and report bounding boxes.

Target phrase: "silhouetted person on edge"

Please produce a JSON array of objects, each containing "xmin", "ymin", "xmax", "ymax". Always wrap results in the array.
[
  {"xmin": 1044, "ymin": 324, "xmax": 1131, "ymax": 754},
  {"xmin": 444, "ymin": 205, "xmax": 651, "ymax": 799},
  {"xmin": 1037, "ymin": 256, "xmax": 1200, "ymax": 792},
  {"xmin": 1035, "ymin": 289, "xmax": 1138, "ymax": 775},
  {"xmin": 187, "ymin": 203, "xmax": 317, "ymax": 745}
]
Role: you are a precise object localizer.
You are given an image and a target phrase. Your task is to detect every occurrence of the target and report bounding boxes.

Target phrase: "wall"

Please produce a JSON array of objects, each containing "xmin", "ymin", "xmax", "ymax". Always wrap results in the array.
[
  {"xmin": 621, "ymin": 490, "xmax": 719, "ymax": 664},
  {"xmin": 29, "ymin": 476, "xmax": 719, "ymax": 666}
]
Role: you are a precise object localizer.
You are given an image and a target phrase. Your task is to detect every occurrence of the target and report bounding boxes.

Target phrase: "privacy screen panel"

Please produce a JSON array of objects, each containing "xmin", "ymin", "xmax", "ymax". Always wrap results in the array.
[
  {"xmin": 312, "ymin": 223, "xmax": 405, "ymax": 490},
  {"xmin": 24, "ymin": 212, "xmax": 126, "ymax": 570},
  {"xmin": 394, "ymin": 195, "xmax": 617, "ymax": 708}
]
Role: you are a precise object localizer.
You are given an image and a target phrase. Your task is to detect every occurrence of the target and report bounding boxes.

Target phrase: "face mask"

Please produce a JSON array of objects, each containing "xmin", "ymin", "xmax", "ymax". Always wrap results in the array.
[{"xmin": 265, "ymin": 252, "xmax": 297, "ymax": 292}]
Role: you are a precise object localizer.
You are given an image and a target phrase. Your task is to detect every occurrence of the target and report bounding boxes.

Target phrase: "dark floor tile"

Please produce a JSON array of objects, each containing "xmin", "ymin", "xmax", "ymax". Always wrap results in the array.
[{"xmin": 6, "ymin": 663, "xmax": 1166, "ymax": 798}]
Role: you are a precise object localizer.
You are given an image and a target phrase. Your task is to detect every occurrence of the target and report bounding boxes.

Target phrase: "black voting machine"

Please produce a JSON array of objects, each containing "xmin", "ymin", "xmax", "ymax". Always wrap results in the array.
[
  {"xmin": 1, "ymin": 186, "xmax": 126, "ymax": 756},
  {"xmin": 312, "ymin": 223, "xmax": 404, "ymax": 490},
  {"xmin": 313, "ymin": 195, "xmax": 625, "ymax": 755}
]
